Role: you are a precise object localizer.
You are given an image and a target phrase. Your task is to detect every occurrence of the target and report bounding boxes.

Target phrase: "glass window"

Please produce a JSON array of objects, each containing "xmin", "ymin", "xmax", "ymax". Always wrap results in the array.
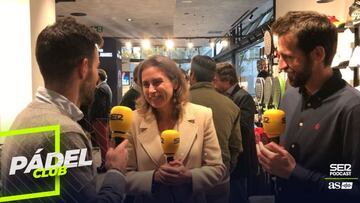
[{"xmin": 235, "ymin": 42, "xmax": 263, "ymax": 96}]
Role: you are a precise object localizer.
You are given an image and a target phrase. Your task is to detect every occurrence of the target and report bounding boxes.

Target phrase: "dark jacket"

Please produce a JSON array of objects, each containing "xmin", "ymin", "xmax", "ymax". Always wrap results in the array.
[
  {"xmin": 190, "ymin": 82, "xmax": 242, "ymax": 172},
  {"xmin": 89, "ymin": 81, "xmax": 112, "ymax": 121},
  {"xmin": 228, "ymin": 85, "xmax": 258, "ymax": 178},
  {"xmin": 120, "ymin": 87, "xmax": 140, "ymax": 110}
]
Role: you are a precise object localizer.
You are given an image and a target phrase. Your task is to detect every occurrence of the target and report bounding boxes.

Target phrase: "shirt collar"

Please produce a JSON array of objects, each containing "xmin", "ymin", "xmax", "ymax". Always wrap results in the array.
[
  {"xmin": 96, "ymin": 81, "xmax": 107, "ymax": 88},
  {"xmin": 35, "ymin": 87, "xmax": 84, "ymax": 121},
  {"xmin": 299, "ymin": 69, "xmax": 346, "ymax": 109},
  {"xmin": 226, "ymin": 84, "xmax": 237, "ymax": 96}
]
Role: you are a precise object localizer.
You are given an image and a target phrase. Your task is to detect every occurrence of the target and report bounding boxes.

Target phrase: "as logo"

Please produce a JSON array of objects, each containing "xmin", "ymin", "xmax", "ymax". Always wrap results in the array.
[
  {"xmin": 328, "ymin": 182, "xmax": 341, "ymax": 189},
  {"xmin": 328, "ymin": 182, "xmax": 353, "ymax": 190}
]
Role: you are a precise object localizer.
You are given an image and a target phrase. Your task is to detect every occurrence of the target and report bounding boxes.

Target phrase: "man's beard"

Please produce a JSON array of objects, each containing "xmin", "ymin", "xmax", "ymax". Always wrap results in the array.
[
  {"xmin": 80, "ymin": 68, "xmax": 96, "ymax": 106},
  {"xmin": 287, "ymin": 56, "xmax": 312, "ymax": 87}
]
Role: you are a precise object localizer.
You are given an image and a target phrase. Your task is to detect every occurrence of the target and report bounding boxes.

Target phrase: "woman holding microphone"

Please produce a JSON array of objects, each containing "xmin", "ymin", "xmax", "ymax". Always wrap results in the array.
[{"xmin": 126, "ymin": 55, "xmax": 225, "ymax": 203}]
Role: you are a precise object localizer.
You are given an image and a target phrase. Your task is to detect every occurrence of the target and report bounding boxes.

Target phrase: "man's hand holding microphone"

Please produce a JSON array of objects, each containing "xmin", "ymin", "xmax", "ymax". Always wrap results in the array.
[
  {"xmin": 104, "ymin": 106, "xmax": 133, "ymax": 174},
  {"xmin": 256, "ymin": 109, "xmax": 296, "ymax": 179}
]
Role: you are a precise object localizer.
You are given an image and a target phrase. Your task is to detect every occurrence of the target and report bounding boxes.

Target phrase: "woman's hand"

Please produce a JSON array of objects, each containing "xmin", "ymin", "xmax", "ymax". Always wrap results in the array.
[{"xmin": 154, "ymin": 160, "xmax": 192, "ymax": 185}]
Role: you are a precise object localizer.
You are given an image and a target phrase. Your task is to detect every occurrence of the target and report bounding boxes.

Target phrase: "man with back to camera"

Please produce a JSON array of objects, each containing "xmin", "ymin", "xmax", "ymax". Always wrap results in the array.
[
  {"xmin": 256, "ymin": 11, "xmax": 360, "ymax": 203},
  {"xmin": 1, "ymin": 17, "xmax": 128, "ymax": 203},
  {"xmin": 89, "ymin": 68, "xmax": 113, "ymax": 173},
  {"xmin": 189, "ymin": 55, "xmax": 242, "ymax": 203},
  {"xmin": 213, "ymin": 62, "xmax": 258, "ymax": 203}
]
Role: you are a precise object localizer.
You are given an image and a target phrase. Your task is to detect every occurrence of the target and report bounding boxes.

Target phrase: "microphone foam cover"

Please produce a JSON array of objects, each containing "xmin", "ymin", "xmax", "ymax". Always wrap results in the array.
[
  {"xmin": 160, "ymin": 129, "xmax": 180, "ymax": 155},
  {"xmin": 262, "ymin": 109, "xmax": 285, "ymax": 138},
  {"xmin": 109, "ymin": 106, "xmax": 133, "ymax": 139}
]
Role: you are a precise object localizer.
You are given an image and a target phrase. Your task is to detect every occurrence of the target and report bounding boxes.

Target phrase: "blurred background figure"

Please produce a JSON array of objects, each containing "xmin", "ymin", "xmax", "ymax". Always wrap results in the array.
[
  {"xmin": 89, "ymin": 68, "xmax": 113, "ymax": 173},
  {"xmin": 120, "ymin": 64, "xmax": 141, "ymax": 110},
  {"xmin": 189, "ymin": 55, "xmax": 242, "ymax": 203},
  {"xmin": 214, "ymin": 62, "xmax": 258, "ymax": 203},
  {"xmin": 180, "ymin": 68, "xmax": 190, "ymax": 88},
  {"xmin": 126, "ymin": 55, "xmax": 225, "ymax": 203},
  {"xmin": 257, "ymin": 59, "xmax": 269, "ymax": 78}
]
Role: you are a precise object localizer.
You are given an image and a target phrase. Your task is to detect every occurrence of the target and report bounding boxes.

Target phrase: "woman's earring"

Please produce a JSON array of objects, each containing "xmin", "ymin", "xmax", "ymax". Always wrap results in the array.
[{"xmin": 173, "ymin": 89, "xmax": 177, "ymax": 103}]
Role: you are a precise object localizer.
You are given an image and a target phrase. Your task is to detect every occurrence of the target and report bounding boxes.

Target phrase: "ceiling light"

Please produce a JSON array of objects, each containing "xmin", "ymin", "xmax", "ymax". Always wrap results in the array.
[
  {"xmin": 165, "ymin": 39, "xmax": 174, "ymax": 50},
  {"xmin": 141, "ymin": 39, "xmax": 151, "ymax": 49},
  {"xmin": 126, "ymin": 18, "xmax": 133, "ymax": 22},
  {"xmin": 125, "ymin": 41, "xmax": 132, "ymax": 49},
  {"xmin": 181, "ymin": 0, "xmax": 193, "ymax": 3},
  {"xmin": 187, "ymin": 41, "xmax": 194, "ymax": 49}
]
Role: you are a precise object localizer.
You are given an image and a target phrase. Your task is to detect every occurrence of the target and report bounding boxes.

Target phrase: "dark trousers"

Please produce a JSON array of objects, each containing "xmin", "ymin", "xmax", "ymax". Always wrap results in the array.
[
  {"xmin": 230, "ymin": 177, "xmax": 249, "ymax": 203},
  {"xmin": 206, "ymin": 180, "xmax": 230, "ymax": 203}
]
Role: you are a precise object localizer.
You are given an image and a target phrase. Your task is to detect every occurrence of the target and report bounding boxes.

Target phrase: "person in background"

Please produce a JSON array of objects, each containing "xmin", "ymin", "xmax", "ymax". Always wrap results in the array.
[
  {"xmin": 89, "ymin": 68, "xmax": 113, "ymax": 173},
  {"xmin": 256, "ymin": 11, "xmax": 360, "ymax": 203},
  {"xmin": 126, "ymin": 55, "xmax": 225, "ymax": 203},
  {"xmin": 213, "ymin": 62, "xmax": 258, "ymax": 203},
  {"xmin": 180, "ymin": 68, "xmax": 190, "ymax": 88},
  {"xmin": 1, "ymin": 17, "xmax": 128, "ymax": 203},
  {"xmin": 120, "ymin": 64, "xmax": 141, "ymax": 110},
  {"xmin": 257, "ymin": 59, "xmax": 269, "ymax": 78},
  {"xmin": 189, "ymin": 55, "xmax": 242, "ymax": 203}
]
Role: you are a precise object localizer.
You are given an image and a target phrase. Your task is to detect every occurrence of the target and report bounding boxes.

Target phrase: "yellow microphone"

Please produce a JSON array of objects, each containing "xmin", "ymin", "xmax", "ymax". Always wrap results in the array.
[
  {"xmin": 109, "ymin": 106, "xmax": 133, "ymax": 146},
  {"xmin": 160, "ymin": 130, "xmax": 180, "ymax": 163},
  {"xmin": 262, "ymin": 109, "xmax": 285, "ymax": 143}
]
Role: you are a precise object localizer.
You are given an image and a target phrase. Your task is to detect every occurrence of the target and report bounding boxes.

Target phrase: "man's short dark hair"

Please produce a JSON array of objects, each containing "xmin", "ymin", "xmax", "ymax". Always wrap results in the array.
[
  {"xmin": 190, "ymin": 55, "xmax": 216, "ymax": 82},
  {"xmin": 36, "ymin": 17, "xmax": 103, "ymax": 84},
  {"xmin": 271, "ymin": 11, "xmax": 337, "ymax": 66},
  {"xmin": 215, "ymin": 63, "xmax": 239, "ymax": 85},
  {"xmin": 133, "ymin": 64, "xmax": 140, "ymax": 84},
  {"xmin": 98, "ymin": 69, "xmax": 107, "ymax": 81}
]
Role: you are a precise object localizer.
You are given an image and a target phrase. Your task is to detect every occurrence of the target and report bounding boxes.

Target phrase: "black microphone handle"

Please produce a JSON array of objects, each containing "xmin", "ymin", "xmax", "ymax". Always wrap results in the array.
[
  {"xmin": 114, "ymin": 137, "xmax": 125, "ymax": 146},
  {"xmin": 269, "ymin": 136, "xmax": 280, "ymax": 144},
  {"xmin": 166, "ymin": 156, "xmax": 174, "ymax": 163}
]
